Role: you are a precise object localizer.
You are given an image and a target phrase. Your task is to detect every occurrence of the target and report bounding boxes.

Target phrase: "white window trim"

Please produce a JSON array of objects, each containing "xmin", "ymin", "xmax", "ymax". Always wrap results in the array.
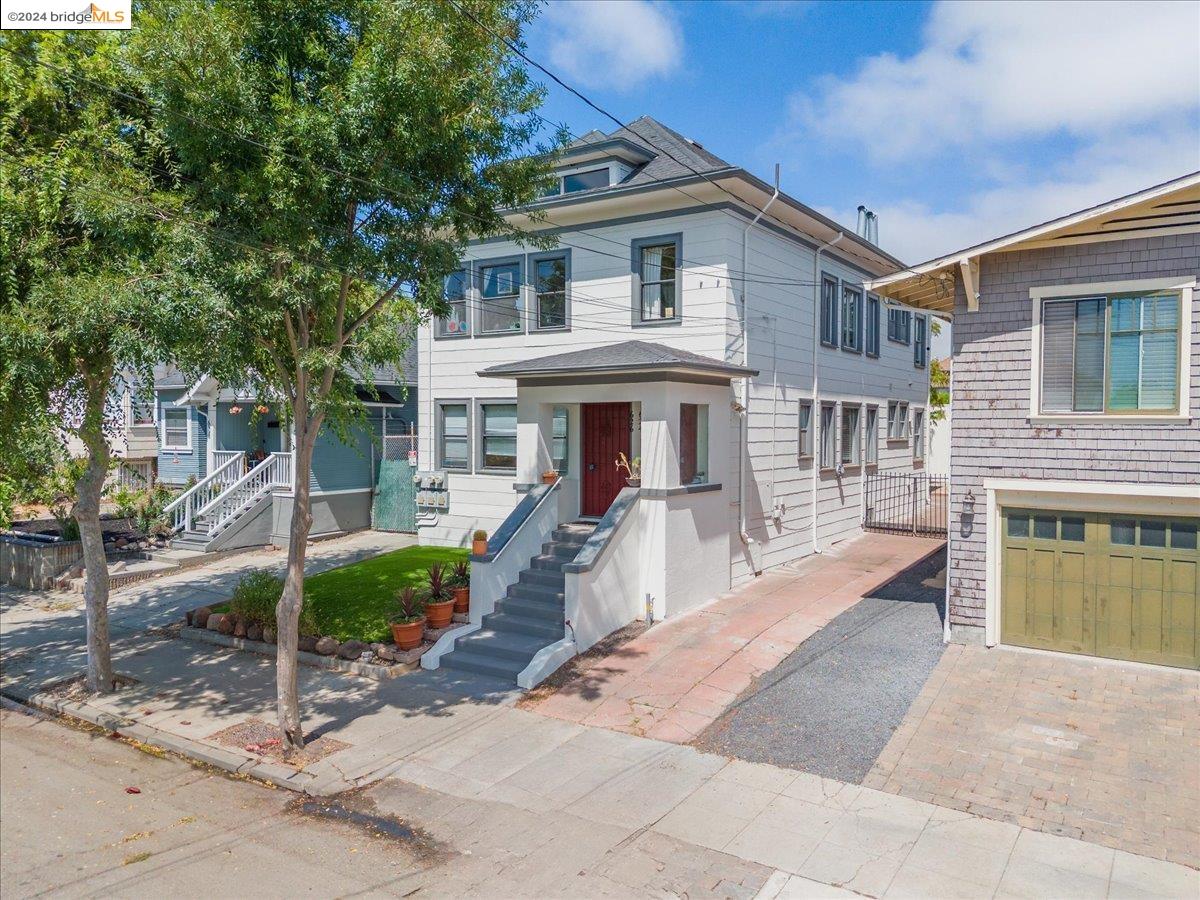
[
  {"xmin": 1028, "ymin": 276, "xmax": 1194, "ymax": 423},
  {"xmin": 980, "ymin": 478, "xmax": 1200, "ymax": 648},
  {"xmin": 160, "ymin": 403, "xmax": 192, "ymax": 452}
]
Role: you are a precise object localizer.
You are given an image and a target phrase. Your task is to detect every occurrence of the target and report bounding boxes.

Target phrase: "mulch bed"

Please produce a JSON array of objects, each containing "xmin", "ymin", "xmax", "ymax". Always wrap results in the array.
[
  {"xmin": 207, "ymin": 717, "xmax": 349, "ymax": 767},
  {"xmin": 41, "ymin": 673, "xmax": 140, "ymax": 701}
]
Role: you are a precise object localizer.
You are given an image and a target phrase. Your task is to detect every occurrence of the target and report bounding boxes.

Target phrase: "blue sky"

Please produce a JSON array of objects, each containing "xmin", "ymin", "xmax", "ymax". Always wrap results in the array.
[{"xmin": 525, "ymin": 0, "xmax": 1200, "ymax": 263}]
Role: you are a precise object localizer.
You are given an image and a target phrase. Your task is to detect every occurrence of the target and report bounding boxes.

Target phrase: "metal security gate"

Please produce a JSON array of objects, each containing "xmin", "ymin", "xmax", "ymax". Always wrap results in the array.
[
  {"xmin": 371, "ymin": 427, "xmax": 417, "ymax": 533},
  {"xmin": 864, "ymin": 472, "xmax": 948, "ymax": 536}
]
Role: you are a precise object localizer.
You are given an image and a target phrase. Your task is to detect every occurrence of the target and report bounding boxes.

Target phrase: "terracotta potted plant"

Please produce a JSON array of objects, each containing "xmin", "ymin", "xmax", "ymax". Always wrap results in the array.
[
  {"xmin": 450, "ymin": 559, "xmax": 471, "ymax": 615},
  {"xmin": 424, "ymin": 563, "xmax": 455, "ymax": 630},
  {"xmin": 615, "ymin": 452, "xmax": 642, "ymax": 488},
  {"xmin": 541, "ymin": 469, "xmax": 558, "ymax": 485},
  {"xmin": 389, "ymin": 587, "xmax": 425, "ymax": 650},
  {"xmin": 471, "ymin": 529, "xmax": 488, "ymax": 556}
]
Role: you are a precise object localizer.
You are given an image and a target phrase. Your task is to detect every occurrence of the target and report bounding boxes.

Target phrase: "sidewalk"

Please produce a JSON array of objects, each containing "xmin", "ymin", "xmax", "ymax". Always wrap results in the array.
[{"xmin": 524, "ymin": 532, "xmax": 944, "ymax": 743}]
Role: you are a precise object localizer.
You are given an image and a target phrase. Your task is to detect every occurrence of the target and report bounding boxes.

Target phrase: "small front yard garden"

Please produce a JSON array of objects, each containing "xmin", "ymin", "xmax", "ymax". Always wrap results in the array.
[{"xmin": 209, "ymin": 545, "xmax": 468, "ymax": 643}]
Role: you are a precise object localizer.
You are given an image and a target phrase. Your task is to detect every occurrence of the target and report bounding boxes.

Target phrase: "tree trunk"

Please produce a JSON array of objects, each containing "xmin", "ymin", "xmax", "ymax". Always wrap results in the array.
[
  {"xmin": 276, "ymin": 408, "xmax": 317, "ymax": 750},
  {"xmin": 74, "ymin": 373, "xmax": 114, "ymax": 695}
]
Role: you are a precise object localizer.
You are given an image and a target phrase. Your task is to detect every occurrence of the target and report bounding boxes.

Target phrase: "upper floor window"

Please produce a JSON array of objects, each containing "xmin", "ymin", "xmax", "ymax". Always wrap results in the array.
[
  {"xmin": 533, "ymin": 252, "xmax": 568, "ymax": 330},
  {"xmin": 888, "ymin": 307, "xmax": 911, "ymax": 344},
  {"xmin": 437, "ymin": 269, "xmax": 469, "ymax": 337},
  {"xmin": 478, "ymin": 259, "xmax": 522, "ymax": 335},
  {"xmin": 841, "ymin": 285, "xmax": 863, "ymax": 353},
  {"xmin": 131, "ymin": 393, "xmax": 155, "ymax": 426},
  {"xmin": 162, "ymin": 406, "xmax": 190, "ymax": 450},
  {"xmin": 632, "ymin": 235, "xmax": 680, "ymax": 324},
  {"xmin": 866, "ymin": 295, "xmax": 881, "ymax": 357},
  {"xmin": 820, "ymin": 275, "xmax": 839, "ymax": 347},
  {"xmin": 679, "ymin": 403, "xmax": 710, "ymax": 484},
  {"xmin": 1039, "ymin": 291, "xmax": 1182, "ymax": 415},
  {"xmin": 914, "ymin": 314, "xmax": 927, "ymax": 368},
  {"xmin": 562, "ymin": 168, "xmax": 609, "ymax": 194}
]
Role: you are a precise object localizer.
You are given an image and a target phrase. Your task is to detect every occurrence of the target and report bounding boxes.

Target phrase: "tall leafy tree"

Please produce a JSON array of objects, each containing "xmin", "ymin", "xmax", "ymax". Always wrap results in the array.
[
  {"xmin": 0, "ymin": 32, "xmax": 204, "ymax": 692},
  {"xmin": 134, "ymin": 0, "xmax": 557, "ymax": 748}
]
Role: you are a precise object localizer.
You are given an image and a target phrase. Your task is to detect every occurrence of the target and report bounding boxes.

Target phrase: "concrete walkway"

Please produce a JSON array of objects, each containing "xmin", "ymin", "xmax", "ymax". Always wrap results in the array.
[{"xmin": 525, "ymin": 533, "xmax": 944, "ymax": 743}]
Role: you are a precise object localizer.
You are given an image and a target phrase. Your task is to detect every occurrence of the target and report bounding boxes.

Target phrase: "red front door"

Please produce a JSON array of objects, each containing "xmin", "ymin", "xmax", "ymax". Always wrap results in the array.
[{"xmin": 581, "ymin": 402, "xmax": 631, "ymax": 517}]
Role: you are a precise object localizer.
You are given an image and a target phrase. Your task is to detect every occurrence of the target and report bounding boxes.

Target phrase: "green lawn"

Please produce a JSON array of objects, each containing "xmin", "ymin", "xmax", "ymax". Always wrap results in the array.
[
  {"xmin": 214, "ymin": 545, "xmax": 467, "ymax": 643},
  {"xmin": 305, "ymin": 545, "xmax": 467, "ymax": 642}
]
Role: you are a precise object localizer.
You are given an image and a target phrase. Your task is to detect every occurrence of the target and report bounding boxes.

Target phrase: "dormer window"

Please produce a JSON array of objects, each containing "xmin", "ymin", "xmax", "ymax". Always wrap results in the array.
[{"xmin": 562, "ymin": 168, "xmax": 609, "ymax": 193}]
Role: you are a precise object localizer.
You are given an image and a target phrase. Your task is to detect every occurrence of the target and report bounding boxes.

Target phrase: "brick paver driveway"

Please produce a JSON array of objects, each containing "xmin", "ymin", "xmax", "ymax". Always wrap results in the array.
[{"xmin": 865, "ymin": 643, "xmax": 1200, "ymax": 869}]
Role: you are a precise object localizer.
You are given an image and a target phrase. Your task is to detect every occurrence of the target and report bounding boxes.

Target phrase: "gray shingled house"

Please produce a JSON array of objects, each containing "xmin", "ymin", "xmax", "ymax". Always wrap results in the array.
[{"xmin": 868, "ymin": 172, "xmax": 1199, "ymax": 670}]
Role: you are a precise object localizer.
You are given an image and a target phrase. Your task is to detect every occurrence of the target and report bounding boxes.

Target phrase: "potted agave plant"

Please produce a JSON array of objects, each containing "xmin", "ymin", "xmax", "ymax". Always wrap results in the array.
[
  {"xmin": 389, "ymin": 586, "xmax": 425, "ymax": 650},
  {"xmin": 450, "ymin": 559, "xmax": 471, "ymax": 615},
  {"xmin": 424, "ymin": 563, "xmax": 455, "ymax": 630},
  {"xmin": 615, "ymin": 452, "xmax": 642, "ymax": 488},
  {"xmin": 471, "ymin": 529, "xmax": 488, "ymax": 557}
]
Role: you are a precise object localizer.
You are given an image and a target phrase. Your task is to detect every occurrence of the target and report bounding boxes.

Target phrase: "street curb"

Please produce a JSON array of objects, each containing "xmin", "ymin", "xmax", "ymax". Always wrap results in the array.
[
  {"xmin": 179, "ymin": 627, "xmax": 417, "ymax": 680},
  {"xmin": 0, "ymin": 683, "xmax": 350, "ymax": 797}
]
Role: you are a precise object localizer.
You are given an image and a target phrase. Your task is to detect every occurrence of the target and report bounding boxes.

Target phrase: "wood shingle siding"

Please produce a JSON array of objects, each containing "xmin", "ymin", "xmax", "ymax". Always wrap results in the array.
[{"xmin": 948, "ymin": 232, "xmax": 1200, "ymax": 631}]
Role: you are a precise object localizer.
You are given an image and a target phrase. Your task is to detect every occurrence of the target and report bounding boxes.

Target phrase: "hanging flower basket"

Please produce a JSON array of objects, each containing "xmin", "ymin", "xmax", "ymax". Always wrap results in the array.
[
  {"xmin": 255, "ymin": 404, "xmax": 269, "ymax": 414},
  {"xmin": 229, "ymin": 405, "xmax": 243, "ymax": 415}
]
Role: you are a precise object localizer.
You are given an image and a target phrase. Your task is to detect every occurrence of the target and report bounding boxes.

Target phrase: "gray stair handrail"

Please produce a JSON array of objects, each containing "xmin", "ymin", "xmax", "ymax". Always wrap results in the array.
[{"xmin": 474, "ymin": 479, "xmax": 560, "ymax": 562}]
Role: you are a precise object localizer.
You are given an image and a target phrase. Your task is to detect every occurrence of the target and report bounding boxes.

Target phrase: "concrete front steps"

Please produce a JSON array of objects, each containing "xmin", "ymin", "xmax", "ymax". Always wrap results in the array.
[{"xmin": 440, "ymin": 523, "xmax": 594, "ymax": 681}]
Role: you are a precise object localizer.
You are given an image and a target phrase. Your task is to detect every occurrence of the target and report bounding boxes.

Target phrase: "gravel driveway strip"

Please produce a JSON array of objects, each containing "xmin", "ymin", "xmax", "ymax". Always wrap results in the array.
[{"xmin": 694, "ymin": 547, "xmax": 946, "ymax": 783}]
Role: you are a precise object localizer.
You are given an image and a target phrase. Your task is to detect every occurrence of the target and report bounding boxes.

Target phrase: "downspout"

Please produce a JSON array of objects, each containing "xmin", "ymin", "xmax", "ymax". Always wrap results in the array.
[
  {"xmin": 943, "ymin": 343, "xmax": 954, "ymax": 644},
  {"xmin": 811, "ymin": 231, "xmax": 845, "ymax": 554},
  {"xmin": 739, "ymin": 164, "xmax": 781, "ymax": 557}
]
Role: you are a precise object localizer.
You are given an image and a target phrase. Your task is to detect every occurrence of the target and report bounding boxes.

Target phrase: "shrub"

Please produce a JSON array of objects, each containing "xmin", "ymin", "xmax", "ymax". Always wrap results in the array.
[
  {"xmin": 228, "ymin": 570, "xmax": 319, "ymax": 635},
  {"xmin": 51, "ymin": 506, "xmax": 80, "ymax": 542},
  {"xmin": 135, "ymin": 483, "xmax": 174, "ymax": 535},
  {"xmin": 391, "ymin": 586, "xmax": 425, "ymax": 624},
  {"xmin": 108, "ymin": 485, "xmax": 144, "ymax": 520}
]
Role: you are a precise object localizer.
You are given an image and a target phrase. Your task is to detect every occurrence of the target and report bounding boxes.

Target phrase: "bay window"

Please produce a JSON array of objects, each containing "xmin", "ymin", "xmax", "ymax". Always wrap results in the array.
[{"xmin": 1039, "ymin": 291, "xmax": 1182, "ymax": 414}]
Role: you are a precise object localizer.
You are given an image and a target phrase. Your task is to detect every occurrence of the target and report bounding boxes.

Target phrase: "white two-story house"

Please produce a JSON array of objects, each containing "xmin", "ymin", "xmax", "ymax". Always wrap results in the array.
[{"xmin": 415, "ymin": 118, "xmax": 932, "ymax": 685}]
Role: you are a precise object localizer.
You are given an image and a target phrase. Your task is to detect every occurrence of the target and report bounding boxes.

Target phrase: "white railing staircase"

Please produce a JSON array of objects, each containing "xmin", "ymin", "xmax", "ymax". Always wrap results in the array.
[
  {"xmin": 163, "ymin": 454, "xmax": 245, "ymax": 534},
  {"xmin": 166, "ymin": 452, "xmax": 293, "ymax": 550}
]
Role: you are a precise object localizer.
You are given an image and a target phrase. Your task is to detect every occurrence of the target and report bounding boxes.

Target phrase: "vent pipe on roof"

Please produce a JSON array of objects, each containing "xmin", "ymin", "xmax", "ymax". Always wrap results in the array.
[{"xmin": 856, "ymin": 206, "xmax": 878, "ymax": 245}]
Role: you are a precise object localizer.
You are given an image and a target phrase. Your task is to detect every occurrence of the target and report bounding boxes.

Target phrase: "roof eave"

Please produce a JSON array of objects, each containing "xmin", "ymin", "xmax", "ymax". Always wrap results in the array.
[{"xmin": 478, "ymin": 363, "xmax": 758, "ymax": 380}]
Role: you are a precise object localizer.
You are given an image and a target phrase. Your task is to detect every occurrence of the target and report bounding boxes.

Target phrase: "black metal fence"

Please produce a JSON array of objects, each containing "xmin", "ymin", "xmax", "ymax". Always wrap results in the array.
[{"xmin": 864, "ymin": 472, "xmax": 948, "ymax": 536}]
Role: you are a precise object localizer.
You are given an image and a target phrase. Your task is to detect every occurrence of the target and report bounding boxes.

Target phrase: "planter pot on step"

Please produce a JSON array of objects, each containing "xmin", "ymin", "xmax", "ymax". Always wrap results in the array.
[
  {"xmin": 452, "ymin": 585, "xmax": 470, "ymax": 615},
  {"xmin": 425, "ymin": 599, "xmax": 454, "ymax": 630},
  {"xmin": 391, "ymin": 618, "xmax": 426, "ymax": 651},
  {"xmin": 471, "ymin": 538, "xmax": 488, "ymax": 556},
  {"xmin": 626, "ymin": 477, "xmax": 641, "ymax": 487},
  {"xmin": 541, "ymin": 472, "xmax": 558, "ymax": 485}
]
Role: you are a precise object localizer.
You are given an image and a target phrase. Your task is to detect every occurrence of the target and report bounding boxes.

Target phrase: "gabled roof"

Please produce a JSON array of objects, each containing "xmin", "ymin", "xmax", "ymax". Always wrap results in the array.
[
  {"xmin": 865, "ymin": 172, "xmax": 1200, "ymax": 314},
  {"xmin": 477, "ymin": 340, "xmax": 757, "ymax": 381}
]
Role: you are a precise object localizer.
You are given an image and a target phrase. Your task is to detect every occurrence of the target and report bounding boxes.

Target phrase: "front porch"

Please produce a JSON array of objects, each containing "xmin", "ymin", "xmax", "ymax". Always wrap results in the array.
[{"xmin": 425, "ymin": 340, "xmax": 757, "ymax": 687}]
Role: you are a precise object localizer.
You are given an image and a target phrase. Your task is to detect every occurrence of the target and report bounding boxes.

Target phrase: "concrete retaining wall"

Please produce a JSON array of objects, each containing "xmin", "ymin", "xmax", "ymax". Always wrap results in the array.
[{"xmin": 0, "ymin": 534, "xmax": 82, "ymax": 589}]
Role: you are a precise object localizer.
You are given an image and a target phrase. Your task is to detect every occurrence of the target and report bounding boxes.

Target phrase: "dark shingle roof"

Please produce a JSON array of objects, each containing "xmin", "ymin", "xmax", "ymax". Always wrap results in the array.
[
  {"xmin": 478, "ymin": 340, "xmax": 756, "ymax": 379},
  {"xmin": 612, "ymin": 117, "xmax": 734, "ymax": 188}
]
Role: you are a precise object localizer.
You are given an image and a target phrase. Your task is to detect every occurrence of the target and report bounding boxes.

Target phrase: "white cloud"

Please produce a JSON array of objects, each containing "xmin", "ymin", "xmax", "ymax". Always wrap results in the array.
[
  {"xmin": 539, "ymin": 0, "xmax": 683, "ymax": 92},
  {"xmin": 800, "ymin": 0, "xmax": 1200, "ymax": 162},
  {"xmin": 825, "ymin": 124, "xmax": 1200, "ymax": 262}
]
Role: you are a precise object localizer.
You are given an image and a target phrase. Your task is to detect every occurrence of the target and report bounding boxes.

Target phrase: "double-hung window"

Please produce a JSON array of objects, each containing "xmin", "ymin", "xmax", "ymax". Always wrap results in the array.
[
  {"xmin": 840, "ymin": 404, "xmax": 861, "ymax": 465},
  {"xmin": 551, "ymin": 406, "xmax": 569, "ymax": 474},
  {"xmin": 864, "ymin": 406, "xmax": 879, "ymax": 465},
  {"xmin": 819, "ymin": 403, "xmax": 836, "ymax": 469},
  {"xmin": 798, "ymin": 400, "xmax": 813, "ymax": 457},
  {"xmin": 912, "ymin": 408, "xmax": 925, "ymax": 460},
  {"xmin": 1039, "ymin": 290, "xmax": 1183, "ymax": 415},
  {"xmin": 131, "ymin": 393, "xmax": 155, "ymax": 426},
  {"xmin": 633, "ymin": 235, "xmax": 680, "ymax": 323},
  {"xmin": 820, "ymin": 275, "xmax": 839, "ymax": 347},
  {"xmin": 479, "ymin": 403, "xmax": 517, "ymax": 471},
  {"xmin": 865, "ymin": 295, "xmax": 881, "ymax": 357},
  {"xmin": 888, "ymin": 308, "xmax": 911, "ymax": 344},
  {"xmin": 162, "ymin": 406, "xmax": 189, "ymax": 450},
  {"xmin": 841, "ymin": 285, "xmax": 863, "ymax": 353},
  {"xmin": 478, "ymin": 260, "xmax": 522, "ymax": 334},
  {"xmin": 887, "ymin": 400, "xmax": 909, "ymax": 440},
  {"xmin": 438, "ymin": 403, "xmax": 469, "ymax": 470},
  {"xmin": 437, "ymin": 269, "xmax": 469, "ymax": 337},
  {"xmin": 533, "ymin": 252, "xmax": 568, "ymax": 330},
  {"xmin": 914, "ymin": 315, "xmax": 927, "ymax": 368}
]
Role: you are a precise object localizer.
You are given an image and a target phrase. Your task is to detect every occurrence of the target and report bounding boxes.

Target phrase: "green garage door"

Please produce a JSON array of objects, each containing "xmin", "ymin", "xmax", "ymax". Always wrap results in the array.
[{"xmin": 1002, "ymin": 509, "xmax": 1199, "ymax": 669}]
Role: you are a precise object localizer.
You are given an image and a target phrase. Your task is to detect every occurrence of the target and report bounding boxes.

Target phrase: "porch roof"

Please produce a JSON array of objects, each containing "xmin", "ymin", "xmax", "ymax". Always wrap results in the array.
[{"xmin": 477, "ymin": 340, "xmax": 758, "ymax": 383}]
